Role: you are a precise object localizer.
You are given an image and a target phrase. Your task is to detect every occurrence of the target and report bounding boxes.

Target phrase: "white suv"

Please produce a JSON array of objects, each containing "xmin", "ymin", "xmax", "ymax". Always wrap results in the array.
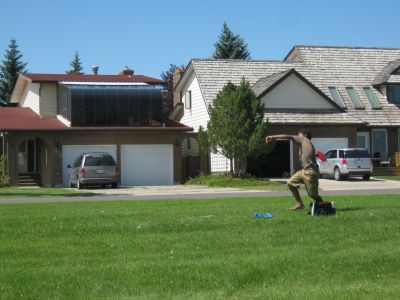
[{"xmin": 318, "ymin": 148, "xmax": 373, "ymax": 181}]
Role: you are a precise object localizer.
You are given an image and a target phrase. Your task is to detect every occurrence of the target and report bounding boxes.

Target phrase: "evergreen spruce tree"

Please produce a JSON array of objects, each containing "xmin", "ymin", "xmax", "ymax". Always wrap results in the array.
[
  {"xmin": 212, "ymin": 22, "xmax": 251, "ymax": 60},
  {"xmin": 66, "ymin": 51, "xmax": 83, "ymax": 74},
  {"xmin": 160, "ymin": 63, "xmax": 185, "ymax": 119},
  {"xmin": 198, "ymin": 78, "xmax": 269, "ymax": 177},
  {"xmin": 0, "ymin": 39, "xmax": 27, "ymax": 103}
]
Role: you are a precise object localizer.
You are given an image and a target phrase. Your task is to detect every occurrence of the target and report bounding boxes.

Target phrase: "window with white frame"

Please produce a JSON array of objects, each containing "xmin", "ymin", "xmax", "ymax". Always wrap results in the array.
[{"xmin": 185, "ymin": 91, "xmax": 192, "ymax": 109}]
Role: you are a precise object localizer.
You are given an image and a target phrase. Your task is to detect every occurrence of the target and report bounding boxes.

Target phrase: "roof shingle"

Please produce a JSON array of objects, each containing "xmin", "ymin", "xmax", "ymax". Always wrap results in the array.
[{"xmin": 189, "ymin": 46, "xmax": 400, "ymax": 126}]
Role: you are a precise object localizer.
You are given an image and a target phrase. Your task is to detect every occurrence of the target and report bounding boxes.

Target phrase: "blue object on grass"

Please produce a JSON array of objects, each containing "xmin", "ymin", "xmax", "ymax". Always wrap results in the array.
[{"xmin": 254, "ymin": 213, "xmax": 273, "ymax": 219}]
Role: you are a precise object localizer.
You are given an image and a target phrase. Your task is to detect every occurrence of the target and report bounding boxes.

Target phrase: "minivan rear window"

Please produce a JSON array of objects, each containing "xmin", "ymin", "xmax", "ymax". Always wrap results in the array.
[
  {"xmin": 344, "ymin": 150, "xmax": 370, "ymax": 158},
  {"xmin": 84, "ymin": 155, "xmax": 116, "ymax": 166}
]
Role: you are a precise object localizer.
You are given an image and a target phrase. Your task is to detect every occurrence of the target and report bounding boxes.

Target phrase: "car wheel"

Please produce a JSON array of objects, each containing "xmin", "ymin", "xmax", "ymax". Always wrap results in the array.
[
  {"xmin": 334, "ymin": 168, "xmax": 342, "ymax": 181},
  {"xmin": 69, "ymin": 177, "xmax": 75, "ymax": 188},
  {"xmin": 111, "ymin": 182, "xmax": 118, "ymax": 189},
  {"xmin": 363, "ymin": 174, "xmax": 371, "ymax": 181},
  {"xmin": 77, "ymin": 179, "xmax": 84, "ymax": 189}
]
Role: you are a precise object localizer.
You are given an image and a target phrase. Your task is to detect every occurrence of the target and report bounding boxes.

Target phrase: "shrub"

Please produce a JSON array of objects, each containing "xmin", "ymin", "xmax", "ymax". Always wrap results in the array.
[
  {"xmin": 185, "ymin": 172, "xmax": 269, "ymax": 187},
  {"xmin": 0, "ymin": 155, "xmax": 10, "ymax": 187}
]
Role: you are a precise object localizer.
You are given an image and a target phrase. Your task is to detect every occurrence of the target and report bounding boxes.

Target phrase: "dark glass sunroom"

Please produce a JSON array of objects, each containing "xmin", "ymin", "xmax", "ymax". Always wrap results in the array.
[{"xmin": 57, "ymin": 84, "xmax": 165, "ymax": 126}]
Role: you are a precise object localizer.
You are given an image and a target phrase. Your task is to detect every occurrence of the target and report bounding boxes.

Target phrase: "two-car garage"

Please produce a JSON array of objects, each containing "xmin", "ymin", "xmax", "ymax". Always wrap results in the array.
[{"xmin": 62, "ymin": 144, "xmax": 174, "ymax": 187}]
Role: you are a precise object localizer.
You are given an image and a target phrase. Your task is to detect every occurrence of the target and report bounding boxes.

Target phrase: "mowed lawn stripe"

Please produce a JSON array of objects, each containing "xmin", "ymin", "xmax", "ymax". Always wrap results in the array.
[{"xmin": 0, "ymin": 195, "xmax": 399, "ymax": 299}]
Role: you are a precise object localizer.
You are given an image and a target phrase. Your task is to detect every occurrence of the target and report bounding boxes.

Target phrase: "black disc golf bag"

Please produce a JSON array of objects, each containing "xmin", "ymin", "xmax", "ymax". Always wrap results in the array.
[{"xmin": 309, "ymin": 202, "xmax": 336, "ymax": 216}]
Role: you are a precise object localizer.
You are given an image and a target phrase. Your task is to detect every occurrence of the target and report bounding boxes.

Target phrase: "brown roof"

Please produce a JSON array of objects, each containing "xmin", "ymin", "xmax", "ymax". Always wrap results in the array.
[
  {"xmin": 0, "ymin": 107, "xmax": 68, "ymax": 130},
  {"xmin": 22, "ymin": 73, "xmax": 165, "ymax": 85},
  {"xmin": 0, "ymin": 107, "xmax": 192, "ymax": 131}
]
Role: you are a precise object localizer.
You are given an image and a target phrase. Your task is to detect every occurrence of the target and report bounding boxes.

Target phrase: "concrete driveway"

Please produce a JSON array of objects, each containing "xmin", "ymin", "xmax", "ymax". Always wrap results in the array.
[{"xmin": 319, "ymin": 177, "xmax": 400, "ymax": 191}]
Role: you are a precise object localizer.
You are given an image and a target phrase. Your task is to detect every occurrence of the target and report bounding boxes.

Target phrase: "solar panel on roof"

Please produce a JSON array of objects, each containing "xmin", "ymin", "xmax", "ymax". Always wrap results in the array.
[
  {"xmin": 363, "ymin": 87, "xmax": 381, "ymax": 109},
  {"xmin": 346, "ymin": 87, "xmax": 364, "ymax": 109},
  {"xmin": 328, "ymin": 87, "xmax": 346, "ymax": 108}
]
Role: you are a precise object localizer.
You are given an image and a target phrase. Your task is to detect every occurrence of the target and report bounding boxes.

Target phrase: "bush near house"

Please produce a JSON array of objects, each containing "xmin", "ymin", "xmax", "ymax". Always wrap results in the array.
[
  {"xmin": 185, "ymin": 173, "xmax": 285, "ymax": 190},
  {"xmin": 0, "ymin": 155, "xmax": 9, "ymax": 187}
]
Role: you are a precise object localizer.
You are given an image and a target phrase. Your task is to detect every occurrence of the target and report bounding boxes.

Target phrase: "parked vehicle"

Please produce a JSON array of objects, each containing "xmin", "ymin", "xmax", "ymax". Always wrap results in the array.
[
  {"xmin": 68, "ymin": 152, "xmax": 119, "ymax": 189},
  {"xmin": 317, "ymin": 148, "xmax": 372, "ymax": 181}
]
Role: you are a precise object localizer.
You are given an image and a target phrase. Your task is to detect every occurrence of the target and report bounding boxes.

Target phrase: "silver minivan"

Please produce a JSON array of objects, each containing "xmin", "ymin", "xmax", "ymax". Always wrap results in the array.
[
  {"xmin": 318, "ymin": 148, "xmax": 373, "ymax": 181},
  {"xmin": 68, "ymin": 152, "xmax": 119, "ymax": 189}
]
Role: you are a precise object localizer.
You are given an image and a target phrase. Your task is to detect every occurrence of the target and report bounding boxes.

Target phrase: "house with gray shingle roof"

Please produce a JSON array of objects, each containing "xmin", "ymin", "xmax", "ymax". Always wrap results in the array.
[{"xmin": 172, "ymin": 46, "xmax": 400, "ymax": 177}]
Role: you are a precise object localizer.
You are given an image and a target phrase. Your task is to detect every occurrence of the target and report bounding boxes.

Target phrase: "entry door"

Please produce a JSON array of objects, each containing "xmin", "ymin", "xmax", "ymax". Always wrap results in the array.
[
  {"xmin": 357, "ymin": 132, "xmax": 370, "ymax": 153},
  {"xmin": 18, "ymin": 139, "xmax": 36, "ymax": 173},
  {"xmin": 372, "ymin": 129, "xmax": 388, "ymax": 159}
]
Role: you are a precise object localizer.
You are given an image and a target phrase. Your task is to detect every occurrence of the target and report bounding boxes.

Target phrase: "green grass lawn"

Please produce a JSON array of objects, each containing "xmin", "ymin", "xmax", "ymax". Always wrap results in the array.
[
  {"xmin": 376, "ymin": 175, "xmax": 400, "ymax": 181},
  {"xmin": 1, "ymin": 195, "xmax": 399, "ymax": 299},
  {"xmin": 186, "ymin": 173, "xmax": 288, "ymax": 190},
  {"xmin": 0, "ymin": 187, "xmax": 94, "ymax": 198}
]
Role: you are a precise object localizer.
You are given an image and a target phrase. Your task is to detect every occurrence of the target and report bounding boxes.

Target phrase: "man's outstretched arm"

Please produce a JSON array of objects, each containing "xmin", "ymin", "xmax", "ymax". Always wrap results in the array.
[{"xmin": 265, "ymin": 134, "xmax": 293, "ymax": 143}]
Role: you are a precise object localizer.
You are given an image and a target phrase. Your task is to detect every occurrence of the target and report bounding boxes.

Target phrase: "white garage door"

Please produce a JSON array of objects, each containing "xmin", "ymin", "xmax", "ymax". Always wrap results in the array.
[
  {"xmin": 62, "ymin": 145, "xmax": 117, "ymax": 187},
  {"xmin": 121, "ymin": 144, "xmax": 173, "ymax": 186},
  {"xmin": 312, "ymin": 138, "xmax": 348, "ymax": 154}
]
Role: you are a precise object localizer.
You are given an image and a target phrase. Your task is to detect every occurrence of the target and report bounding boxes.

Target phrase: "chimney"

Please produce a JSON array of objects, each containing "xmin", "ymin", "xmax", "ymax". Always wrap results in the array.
[
  {"xmin": 118, "ymin": 66, "xmax": 134, "ymax": 76},
  {"xmin": 91, "ymin": 66, "xmax": 99, "ymax": 75},
  {"xmin": 173, "ymin": 67, "xmax": 185, "ymax": 107}
]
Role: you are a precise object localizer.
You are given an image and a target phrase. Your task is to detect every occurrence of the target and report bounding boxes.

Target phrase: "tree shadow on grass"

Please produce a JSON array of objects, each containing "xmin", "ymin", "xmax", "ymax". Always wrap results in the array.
[{"xmin": 336, "ymin": 207, "xmax": 363, "ymax": 212}]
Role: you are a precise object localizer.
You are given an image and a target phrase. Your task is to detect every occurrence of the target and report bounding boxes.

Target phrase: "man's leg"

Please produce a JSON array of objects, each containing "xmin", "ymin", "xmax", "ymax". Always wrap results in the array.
[
  {"xmin": 303, "ymin": 169, "xmax": 323, "ymax": 203},
  {"xmin": 287, "ymin": 170, "xmax": 305, "ymax": 210}
]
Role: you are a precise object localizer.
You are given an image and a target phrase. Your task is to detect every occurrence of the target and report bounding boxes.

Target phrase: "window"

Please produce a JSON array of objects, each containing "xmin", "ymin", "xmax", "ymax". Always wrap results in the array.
[
  {"xmin": 372, "ymin": 129, "xmax": 388, "ymax": 160},
  {"xmin": 328, "ymin": 87, "xmax": 346, "ymax": 107},
  {"xmin": 387, "ymin": 86, "xmax": 400, "ymax": 104},
  {"xmin": 357, "ymin": 132, "xmax": 369, "ymax": 152},
  {"xmin": 73, "ymin": 156, "xmax": 83, "ymax": 168},
  {"xmin": 66, "ymin": 85, "xmax": 164, "ymax": 126},
  {"xmin": 398, "ymin": 129, "xmax": 400, "ymax": 151},
  {"xmin": 363, "ymin": 87, "xmax": 381, "ymax": 109},
  {"xmin": 325, "ymin": 150, "xmax": 337, "ymax": 159},
  {"xmin": 346, "ymin": 87, "xmax": 364, "ymax": 108},
  {"xmin": 344, "ymin": 150, "xmax": 370, "ymax": 158},
  {"xmin": 185, "ymin": 91, "xmax": 192, "ymax": 109},
  {"xmin": 84, "ymin": 155, "xmax": 115, "ymax": 167}
]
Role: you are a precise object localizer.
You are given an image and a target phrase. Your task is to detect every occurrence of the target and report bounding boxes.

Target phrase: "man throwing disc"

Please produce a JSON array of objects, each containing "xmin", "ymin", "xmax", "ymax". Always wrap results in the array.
[{"xmin": 266, "ymin": 130, "xmax": 323, "ymax": 210}]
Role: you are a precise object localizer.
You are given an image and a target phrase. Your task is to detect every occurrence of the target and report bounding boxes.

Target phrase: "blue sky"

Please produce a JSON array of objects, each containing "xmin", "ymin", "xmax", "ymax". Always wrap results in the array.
[{"xmin": 1, "ymin": 0, "xmax": 399, "ymax": 78}]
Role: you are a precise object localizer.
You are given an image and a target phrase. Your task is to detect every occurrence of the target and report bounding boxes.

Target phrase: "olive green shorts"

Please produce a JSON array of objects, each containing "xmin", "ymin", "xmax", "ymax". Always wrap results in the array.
[{"xmin": 287, "ymin": 167, "xmax": 320, "ymax": 199}]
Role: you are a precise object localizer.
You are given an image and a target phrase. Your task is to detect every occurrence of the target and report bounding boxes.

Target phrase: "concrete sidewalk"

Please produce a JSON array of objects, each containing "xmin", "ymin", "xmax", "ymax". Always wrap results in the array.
[{"xmin": 1, "ymin": 179, "xmax": 400, "ymax": 204}]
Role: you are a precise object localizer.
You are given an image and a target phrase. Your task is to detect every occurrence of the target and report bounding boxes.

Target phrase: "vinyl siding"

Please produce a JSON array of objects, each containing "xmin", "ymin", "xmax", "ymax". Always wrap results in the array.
[
  {"xmin": 40, "ymin": 83, "xmax": 57, "ymax": 117},
  {"xmin": 261, "ymin": 74, "xmax": 334, "ymax": 110},
  {"xmin": 210, "ymin": 151, "xmax": 230, "ymax": 172},
  {"xmin": 180, "ymin": 71, "xmax": 230, "ymax": 172},
  {"xmin": 19, "ymin": 83, "xmax": 40, "ymax": 115},
  {"xmin": 180, "ymin": 72, "xmax": 209, "ymax": 132}
]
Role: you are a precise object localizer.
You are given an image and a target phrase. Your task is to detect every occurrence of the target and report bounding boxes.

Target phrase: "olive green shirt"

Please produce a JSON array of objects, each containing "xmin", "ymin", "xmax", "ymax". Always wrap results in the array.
[{"xmin": 291, "ymin": 136, "xmax": 318, "ymax": 169}]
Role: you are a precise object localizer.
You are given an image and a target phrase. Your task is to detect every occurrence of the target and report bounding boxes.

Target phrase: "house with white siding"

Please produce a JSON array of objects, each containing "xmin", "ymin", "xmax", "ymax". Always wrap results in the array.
[{"xmin": 171, "ymin": 46, "xmax": 400, "ymax": 177}]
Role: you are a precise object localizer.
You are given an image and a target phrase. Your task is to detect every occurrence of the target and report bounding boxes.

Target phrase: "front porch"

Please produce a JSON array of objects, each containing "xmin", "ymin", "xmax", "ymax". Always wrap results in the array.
[{"xmin": 4, "ymin": 134, "xmax": 58, "ymax": 187}]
